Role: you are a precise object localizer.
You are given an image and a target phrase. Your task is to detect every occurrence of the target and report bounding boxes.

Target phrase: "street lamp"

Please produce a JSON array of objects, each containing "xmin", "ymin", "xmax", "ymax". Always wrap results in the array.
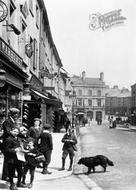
[{"xmin": 71, "ymin": 89, "xmax": 76, "ymax": 128}]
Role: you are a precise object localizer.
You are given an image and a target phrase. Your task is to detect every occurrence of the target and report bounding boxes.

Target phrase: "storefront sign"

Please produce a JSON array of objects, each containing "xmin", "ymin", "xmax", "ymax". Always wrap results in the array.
[
  {"xmin": 0, "ymin": 1, "xmax": 8, "ymax": 22},
  {"xmin": 0, "ymin": 37, "xmax": 23, "ymax": 68},
  {"xmin": 89, "ymin": 9, "xmax": 126, "ymax": 31},
  {"xmin": 30, "ymin": 74, "xmax": 43, "ymax": 92}
]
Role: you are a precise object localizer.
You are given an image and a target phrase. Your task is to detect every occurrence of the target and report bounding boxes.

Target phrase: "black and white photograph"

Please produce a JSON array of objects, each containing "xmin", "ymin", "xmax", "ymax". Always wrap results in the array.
[{"xmin": 0, "ymin": 0, "xmax": 135, "ymax": 189}]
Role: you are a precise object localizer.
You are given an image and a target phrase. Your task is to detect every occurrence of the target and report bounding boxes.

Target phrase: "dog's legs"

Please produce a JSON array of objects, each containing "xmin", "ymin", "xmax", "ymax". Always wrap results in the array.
[
  {"xmin": 87, "ymin": 167, "xmax": 91, "ymax": 174},
  {"xmin": 92, "ymin": 167, "xmax": 95, "ymax": 173},
  {"xmin": 102, "ymin": 165, "xmax": 106, "ymax": 172}
]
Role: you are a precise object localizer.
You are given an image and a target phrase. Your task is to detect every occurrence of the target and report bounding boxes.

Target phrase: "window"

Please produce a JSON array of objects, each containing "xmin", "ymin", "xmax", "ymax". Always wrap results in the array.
[
  {"xmin": 20, "ymin": 2, "xmax": 29, "ymax": 19},
  {"xmin": 33, "ymin": 39, "xmax": 38, "ymax": 70},
  {"xmin": 29, "ymin": 0, "xmax": 34, "ymax": 16},
  {"xmin": 97, "ymin": 90, "xmax": 101, "ymax": 96},
  {"xmin": 10, "ymin": 0, "xmax": 16, "ymax": 16},
  {"xmin": 88, "ymin": 99, "xmax": 92, "ymax": 106},
  {"xmin": 78, "ymin": 99, "xmax": 82, "ymax": 106},
  {"xmin": 30, "ymin": 37, "xmax": 34, "ymax": 69},
  {"xmin": 78, "ymin": 89, "xmax": 82, "ymax": 96},
  {"xmin": 21, "ymin": 19, "xmax": 27, "ymax": 32},
  {"xmin": 36, "ymin": 4, "xmax": 40, "ymax": 28},
  {"xmin": 88, "ymin": 90, "xmax": 92, "ymax": 96},
  {"xmin": 97, "ymin": 99, "xmax": 101, "ymax": 107},
  {"xmin": 20, "ymin": 19, "xmax": 27, "ymax": 58}
]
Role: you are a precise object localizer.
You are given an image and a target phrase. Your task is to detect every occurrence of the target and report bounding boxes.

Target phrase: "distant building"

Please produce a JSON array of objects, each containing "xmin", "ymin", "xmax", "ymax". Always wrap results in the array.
[
  {"xmin": 105, "ymin": 86, "xmax": 131, "ymax": 116},
  {"xmin": 71, "ymin": 72, "xmax": 106, "ymax": 120},
  {"xmin": 131, "ymin": 83, "xmax": 136, "ymax": 113}
]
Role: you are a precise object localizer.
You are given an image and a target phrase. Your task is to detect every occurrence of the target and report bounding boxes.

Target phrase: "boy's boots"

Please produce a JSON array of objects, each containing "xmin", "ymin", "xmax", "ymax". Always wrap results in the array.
[
  {"xmin": 68, "ymin": 158, "xmax": 73, "ymax": 171},
  {"xmin": 59, "ymin": 158, "xmax": 65, "ymax": 171},
  {"xmin": 42, "ymin": 167, "xmax": 52, "ymax": 174}
]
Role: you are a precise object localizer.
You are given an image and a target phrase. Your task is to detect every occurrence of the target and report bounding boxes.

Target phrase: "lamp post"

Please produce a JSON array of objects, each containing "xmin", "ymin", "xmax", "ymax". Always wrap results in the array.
[{"xmin": 71, "ymin": 89, "xmax": 76, "ymax": 128}]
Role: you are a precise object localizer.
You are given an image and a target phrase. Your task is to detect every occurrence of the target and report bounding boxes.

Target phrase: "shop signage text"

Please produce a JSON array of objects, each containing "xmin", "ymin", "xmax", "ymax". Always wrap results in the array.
[{"xmin": 0, "ymin": 38, "xmax": 23, "ymax": 68}]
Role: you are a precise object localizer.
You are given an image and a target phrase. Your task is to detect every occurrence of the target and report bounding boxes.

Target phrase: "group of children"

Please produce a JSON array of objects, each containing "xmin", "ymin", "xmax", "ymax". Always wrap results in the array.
[
  {"xmin": 1, "ymin": 108, "xmax": 78, "ymax": 190},
  {"xmin": 3, "ymin": 127, "xmax": 44, "ymax": 190}
]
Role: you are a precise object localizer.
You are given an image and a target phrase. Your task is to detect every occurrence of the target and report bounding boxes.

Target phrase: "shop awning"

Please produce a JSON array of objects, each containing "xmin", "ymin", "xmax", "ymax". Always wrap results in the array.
[
  {"xmin": 31, "ymin": 89, "xmax": 62, "ymax": 107},
  {"xmin": 31, "ymin": 89, "xmax": 49, "ymax": 100}
]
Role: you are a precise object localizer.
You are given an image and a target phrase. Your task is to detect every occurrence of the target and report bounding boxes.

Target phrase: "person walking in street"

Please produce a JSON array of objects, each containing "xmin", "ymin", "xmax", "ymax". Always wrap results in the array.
[
  {"xmin": 38, "ymin": 124, "xmax": 53, "ymax": 174},
  {"xmin": 1, "ymin": 108, "xmax": 20, "ymax": 181},
  {"xmin": 64, "ymin": 115, "xmax": 71, "ymax": 133},
  {"xmin": 4, "ymin": 127, "xmax": 27, "ymax": 190},
  {"xmin": 59, "ymin": 128, "xmax": 77, "ymax": 171}
]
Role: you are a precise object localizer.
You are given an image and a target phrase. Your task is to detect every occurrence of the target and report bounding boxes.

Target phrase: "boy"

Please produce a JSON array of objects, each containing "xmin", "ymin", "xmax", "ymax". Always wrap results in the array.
[
  {"xmin": 22, "ymin": 138, "xmax": 40, "ymax": 188},
  {"xmin": 4, "ymin": 127, "xmax": 26, "ymax": 190},
  {"xmin": 59, "ymin": 128, "xmax": 77, "ymax": 171}
]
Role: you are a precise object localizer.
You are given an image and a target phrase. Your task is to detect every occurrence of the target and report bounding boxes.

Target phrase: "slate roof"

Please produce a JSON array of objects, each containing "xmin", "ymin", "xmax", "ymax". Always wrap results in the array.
[
  {"xmin": 71, "ymin": 77, "xmax": 105, "ymax": 87},
  {"xmin": 106, "ymin": 88, "xmax": 131, "ymax": 97}
]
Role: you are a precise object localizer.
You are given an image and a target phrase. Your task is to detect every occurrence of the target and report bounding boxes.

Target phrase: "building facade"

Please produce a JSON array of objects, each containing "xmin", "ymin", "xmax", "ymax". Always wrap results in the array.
[
  {"xmin": 0, "ymin": 0, "xmax": 67, "ymax": 130},
  {"xmin": 105, "ymin": 86, "xmax": 131, "ymax": 116},
  {"xmin": 70, "ymin": 72, "xmax": 106, "ymax": 121}
]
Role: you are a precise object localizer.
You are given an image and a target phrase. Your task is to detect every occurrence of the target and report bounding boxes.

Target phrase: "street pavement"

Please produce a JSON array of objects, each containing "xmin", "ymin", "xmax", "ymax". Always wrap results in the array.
[
  {"xmin": 0, "ymin": 121, "xmax": 135, "ymax": 190},
  {"xmin": 0, "ymin": 128, "xmax": 89, "ymax": 190}
]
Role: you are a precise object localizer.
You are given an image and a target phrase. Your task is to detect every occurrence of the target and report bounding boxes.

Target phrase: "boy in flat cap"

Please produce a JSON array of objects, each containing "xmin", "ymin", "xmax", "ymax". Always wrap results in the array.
[{"xmin": 38, "ymin": 124, "xmax": 53, "ymax": 174}]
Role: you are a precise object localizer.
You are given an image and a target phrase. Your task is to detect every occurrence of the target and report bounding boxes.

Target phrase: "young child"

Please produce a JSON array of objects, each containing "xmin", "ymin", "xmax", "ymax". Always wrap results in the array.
[{"xmin": 22, "ymin": 138, "xmax": 40, "ymax": 188}]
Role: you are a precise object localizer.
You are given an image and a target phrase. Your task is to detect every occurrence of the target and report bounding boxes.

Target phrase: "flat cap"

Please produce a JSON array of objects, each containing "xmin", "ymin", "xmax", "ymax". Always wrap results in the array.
[
  {"xmin": 43, "ymin": 124, "xmax": 51, "ymax": 129},
  {"xmin": 9, "ymin": 108, "xmax": 20, "ymax": 114},
  {"xmin": 34, "ymin": 118, "xmax": 41, "ymax": 121}
]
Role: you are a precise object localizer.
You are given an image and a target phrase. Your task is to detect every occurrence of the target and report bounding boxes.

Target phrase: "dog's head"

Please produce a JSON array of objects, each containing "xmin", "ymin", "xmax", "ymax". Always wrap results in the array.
[
  {"xmin": 78, "ymin": 158, "xmax": 86, "ymax": 165},
  {"xmin": 108, "ymin": 160, "xmax": 114, "ymax": 166},
  {"xmin": 78, "ymin": 158, "xmax": 83, "ymax": 165}
]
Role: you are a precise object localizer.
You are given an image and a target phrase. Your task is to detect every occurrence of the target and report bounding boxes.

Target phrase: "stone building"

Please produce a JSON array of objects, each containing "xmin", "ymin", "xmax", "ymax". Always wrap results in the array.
[
  {"xmin": 70, "ymin": 71, "xmax": 106, "ymax": 121},
  {"xmin": 105, "ymin": 86, "xmax": 131, "ymax": 116},
  {"xmin": 0, "ymin": 0, "xmax": 67, "ymax": 130}
]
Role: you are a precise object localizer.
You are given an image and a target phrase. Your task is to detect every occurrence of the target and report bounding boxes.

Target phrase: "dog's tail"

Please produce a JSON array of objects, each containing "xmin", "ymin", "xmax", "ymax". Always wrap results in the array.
[{"xmin": 107, "ymin": 158, "xmax": 114, "ymax": 166}]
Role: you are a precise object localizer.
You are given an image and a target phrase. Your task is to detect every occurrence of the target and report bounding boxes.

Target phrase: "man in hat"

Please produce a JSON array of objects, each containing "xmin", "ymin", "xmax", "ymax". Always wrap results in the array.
[
  {"xmin": 1, "ymin": 107, "xmax": 20, "ymax": 181},
  {"xmin": 38, "ymin": 124, "xmax": 53, "ymax": 174}
]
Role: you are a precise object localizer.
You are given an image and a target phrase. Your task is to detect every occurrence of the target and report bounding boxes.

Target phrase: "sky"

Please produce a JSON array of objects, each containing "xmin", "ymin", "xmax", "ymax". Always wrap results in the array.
[{"xmin": 44, "ymin": 0, "xmax": 136, "ymax": 90}]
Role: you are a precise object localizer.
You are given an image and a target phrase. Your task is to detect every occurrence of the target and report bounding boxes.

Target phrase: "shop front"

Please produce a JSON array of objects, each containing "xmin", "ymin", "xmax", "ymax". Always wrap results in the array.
[{"xmin": 0, "ymin": 37, "xmax": 28, "ymax": 127}]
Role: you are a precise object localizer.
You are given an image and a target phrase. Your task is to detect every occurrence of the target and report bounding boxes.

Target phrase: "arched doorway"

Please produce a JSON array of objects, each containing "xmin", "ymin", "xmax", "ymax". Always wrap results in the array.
[
  {"xmin": 87, "ymin": 111, "xmax": 93, "ymax": 121},
  {"xmin": 96, "ymin": 111, "xmax": 102, "ymax": 120}
]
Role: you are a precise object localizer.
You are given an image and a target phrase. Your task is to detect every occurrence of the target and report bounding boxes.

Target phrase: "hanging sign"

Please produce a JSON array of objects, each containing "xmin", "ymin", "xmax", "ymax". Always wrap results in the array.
[
  {"xmin": 0, "ymin": 1, "xmax": 8, "ymax": 22},
  {"xmin": 25, "ymin": 43, "xmax": 33, "ymax": 58}
]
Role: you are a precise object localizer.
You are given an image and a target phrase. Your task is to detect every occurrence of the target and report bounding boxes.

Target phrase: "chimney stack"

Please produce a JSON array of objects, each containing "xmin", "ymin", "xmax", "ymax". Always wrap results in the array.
[
  {"xmin": 82, "ymin": 71, "xmax": 86, "ymax": 80},
  {"xmin": 100, "ymin": 72, "xmax": 104, "ymax": 81}
]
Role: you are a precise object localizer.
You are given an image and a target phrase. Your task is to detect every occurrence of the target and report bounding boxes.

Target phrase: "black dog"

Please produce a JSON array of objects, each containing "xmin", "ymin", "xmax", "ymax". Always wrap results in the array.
[{"xmin": 78, "ymin": 155, "xmax": 114, "ymax": 174}]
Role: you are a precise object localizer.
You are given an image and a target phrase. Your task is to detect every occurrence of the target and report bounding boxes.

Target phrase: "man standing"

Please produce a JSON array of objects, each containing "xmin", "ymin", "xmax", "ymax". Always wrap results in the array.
[
  {"xmin": 1, "ymin": 108, "xmax": 20, "ymax": 181},
  {"xmin": 38, "ymin": 124, "xmax": 53, "ymax": 174}
]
